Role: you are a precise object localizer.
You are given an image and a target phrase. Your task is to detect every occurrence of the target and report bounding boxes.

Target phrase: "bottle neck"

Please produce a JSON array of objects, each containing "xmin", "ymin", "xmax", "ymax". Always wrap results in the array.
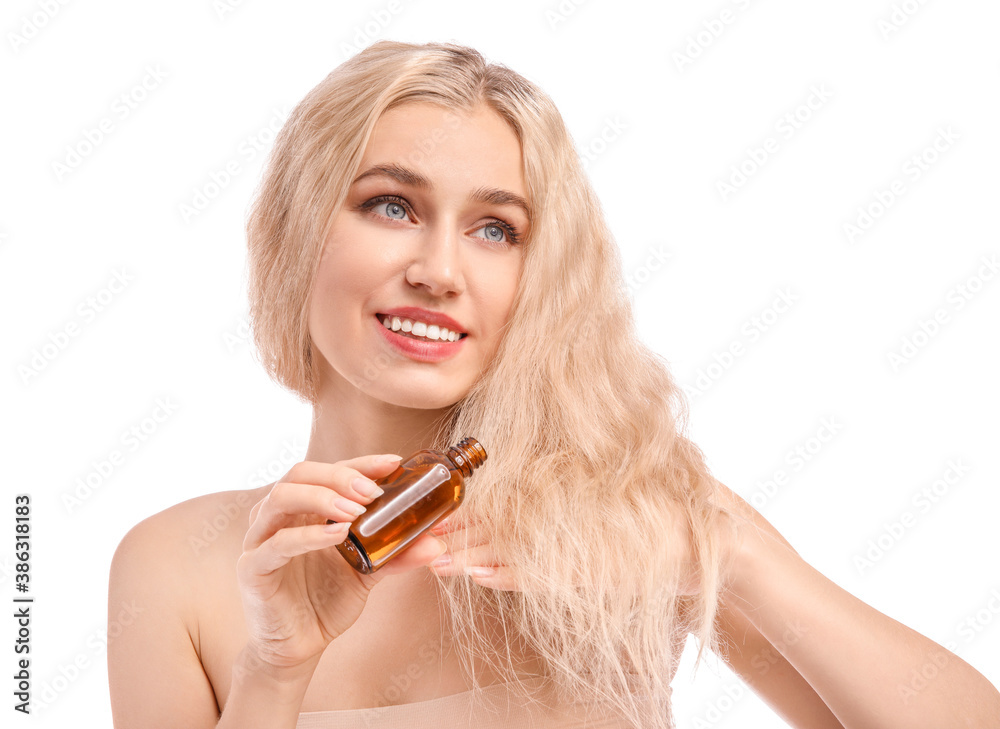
[{"xmin": 445, "ymin": 437, "xmax": 487, "ymax": 478}]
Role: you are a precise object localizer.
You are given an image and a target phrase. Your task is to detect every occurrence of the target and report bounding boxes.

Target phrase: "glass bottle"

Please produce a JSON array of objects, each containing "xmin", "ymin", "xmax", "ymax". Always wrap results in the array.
[{"xmin": 329, "ymin": 436, "xmax": 487, "ymax": 574}]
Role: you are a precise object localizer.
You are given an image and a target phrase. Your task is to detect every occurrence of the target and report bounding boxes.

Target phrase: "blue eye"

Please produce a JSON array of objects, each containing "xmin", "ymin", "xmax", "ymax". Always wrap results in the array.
[
  {"xmin": 374, "ymin": 200, "xmax": 409, "ymax": 221},
  {"xmin": 476, "ymin": 224, "xmax": 509, "ymax": 244},
  {"xmin": 361, "ymin": 195, "xmax": 522, "ymax": 246}
]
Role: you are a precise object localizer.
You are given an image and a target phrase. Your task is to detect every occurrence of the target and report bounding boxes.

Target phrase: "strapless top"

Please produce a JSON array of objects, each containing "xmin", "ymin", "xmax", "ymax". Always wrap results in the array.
[{"xmin": 295, "ymin": 676, "xmax": 661, "ymax": 728}]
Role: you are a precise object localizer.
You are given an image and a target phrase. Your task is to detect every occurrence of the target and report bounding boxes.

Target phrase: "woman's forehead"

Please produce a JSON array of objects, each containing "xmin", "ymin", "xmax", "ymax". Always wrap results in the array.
[{"xmin": 356, "ymin": 103, "xmax": 530, "ymax": 212}]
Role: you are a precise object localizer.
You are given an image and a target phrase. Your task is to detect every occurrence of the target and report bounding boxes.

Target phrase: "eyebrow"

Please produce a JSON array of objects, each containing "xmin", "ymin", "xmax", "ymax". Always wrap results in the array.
[{"xmin": 352, "ymin": 163, "xmax": 532, "ymax": 221}]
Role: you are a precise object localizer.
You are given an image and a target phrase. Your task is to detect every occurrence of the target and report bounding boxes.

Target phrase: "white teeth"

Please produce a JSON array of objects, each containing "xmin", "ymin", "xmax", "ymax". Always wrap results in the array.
[{"xmin": 380, "ymin": 315, "xmax": 464, "ymax": 342}]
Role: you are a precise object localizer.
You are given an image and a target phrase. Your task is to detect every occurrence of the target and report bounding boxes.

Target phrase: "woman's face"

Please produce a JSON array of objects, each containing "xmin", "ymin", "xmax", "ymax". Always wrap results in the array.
[{"xmin": 308, "ymin": 101, "xmax": 530, "ymax": 409}]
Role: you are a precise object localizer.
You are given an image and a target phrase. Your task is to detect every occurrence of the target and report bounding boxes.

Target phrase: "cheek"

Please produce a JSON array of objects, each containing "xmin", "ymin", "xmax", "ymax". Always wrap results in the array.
[
  {"xmin": 311, "ymin": 257, "xmax": 341, "ymax": 311},
  {"xmin": 314, "ymin": 236, "xmax": 377, "ymax": 305},
  {"xmin": 497, "ymin": 258, "xmax": 522, "ymax": 312},
  {"xmin": 309, "ymin": 282, "xmax": 340, "ymax": 335},
  {"xmin": 480, "ymin": 260, "xmax": 521, "ymax": 336},
  {"xmin": 309, "ymin": 252, "xmax": 360, "ymax": 337}
]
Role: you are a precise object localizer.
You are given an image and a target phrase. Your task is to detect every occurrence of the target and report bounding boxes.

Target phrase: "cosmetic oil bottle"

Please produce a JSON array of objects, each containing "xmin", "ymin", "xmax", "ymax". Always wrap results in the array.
[{"xmin": 330, "ymin": 436, "xmax": 487, "ymax": 574}]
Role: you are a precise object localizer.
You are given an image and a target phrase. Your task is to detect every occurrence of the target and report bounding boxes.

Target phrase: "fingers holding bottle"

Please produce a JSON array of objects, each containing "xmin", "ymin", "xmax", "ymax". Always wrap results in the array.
[
  {"xmin": 234, "ymin": 454, "xmax": 406, "ymax": 670},
  {"xmin": 243, "ymin": 454, "xmax": 401, "ymax": 551}
]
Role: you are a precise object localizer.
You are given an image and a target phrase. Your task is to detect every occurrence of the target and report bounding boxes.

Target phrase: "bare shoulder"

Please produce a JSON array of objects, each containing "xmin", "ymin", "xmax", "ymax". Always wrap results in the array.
[
  {"xmin": 113, "ymin": 485, "xmax": 271, "ymax": 566},
  {"xmin": 107, "ymin": 485, "xmax": 274, "ymax": 726},
  {"xmin": 708, "ymin": 479, "xmax": 797, "ymax": 554},
  {"xmin": 707, "ymin": 479, "xmax": 753, "ymax": 515},
  {"xmin": 107, "ymin": 485, "xmax": 270, "ymax": 649},
  {"xmin": 109, "ymin": 485, "xmax": 272, "ymax": 623}
]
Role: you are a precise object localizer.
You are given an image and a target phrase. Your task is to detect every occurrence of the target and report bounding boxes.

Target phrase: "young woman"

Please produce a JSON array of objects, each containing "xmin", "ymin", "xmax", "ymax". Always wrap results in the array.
[{"xmin": 107, "ymin": 40, "xmax": 1000, "ymax": 729}]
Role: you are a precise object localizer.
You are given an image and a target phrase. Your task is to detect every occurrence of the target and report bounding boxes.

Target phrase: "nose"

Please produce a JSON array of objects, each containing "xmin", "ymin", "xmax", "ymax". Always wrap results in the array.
[{"xmin": 404, "ymin": 222, "xmax": 466, "ymax": 297}]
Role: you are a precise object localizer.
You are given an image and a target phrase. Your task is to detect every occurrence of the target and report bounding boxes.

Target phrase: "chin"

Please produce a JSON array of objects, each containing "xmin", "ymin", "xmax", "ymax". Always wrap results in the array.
[
  {"xmin": 379, "ymin": 389, "xmax": 466, "ymax": 410},
  {"xmin": 351, "ymin": 368, "xmax": 465, "ymax": 408}
]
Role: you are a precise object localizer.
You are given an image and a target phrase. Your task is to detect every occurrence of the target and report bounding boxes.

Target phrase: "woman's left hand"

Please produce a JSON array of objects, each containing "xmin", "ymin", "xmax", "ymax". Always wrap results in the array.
[
  {"xmin": 427, "ymin": 515, "xmax": 522, "ymax": 590},
  {"xmin": 425, "ymin": 507, "xmax": 708, "ymax": 595}
]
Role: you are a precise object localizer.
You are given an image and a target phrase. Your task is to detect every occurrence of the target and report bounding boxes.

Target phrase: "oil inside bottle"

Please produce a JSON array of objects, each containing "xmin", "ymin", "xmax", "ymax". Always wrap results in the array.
[{"xmin": 331, "ymin": 436, "xmax": 487, "ymax": 574}]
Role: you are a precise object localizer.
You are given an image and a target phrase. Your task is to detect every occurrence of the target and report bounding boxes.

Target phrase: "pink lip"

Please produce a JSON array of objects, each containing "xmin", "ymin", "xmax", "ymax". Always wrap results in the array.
[
  {"xmin": 377, "ymin": 306, "xmax": 467, "ymax": 335},
  {"xmin": 374, "ymin": 314, "xmax": 467, "ymax": 363}
]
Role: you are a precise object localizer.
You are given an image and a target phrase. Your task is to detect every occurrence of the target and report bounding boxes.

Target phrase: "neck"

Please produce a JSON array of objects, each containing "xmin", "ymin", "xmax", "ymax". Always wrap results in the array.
[{"xmin": 304, "ymin": 375, "xmax": 455, "ymax": 466}]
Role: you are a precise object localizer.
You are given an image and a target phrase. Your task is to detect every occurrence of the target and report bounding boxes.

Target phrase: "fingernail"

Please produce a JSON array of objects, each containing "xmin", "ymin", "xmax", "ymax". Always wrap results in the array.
[
  {"xmin": 430, "ymin": 553, "xmax": 452, "ymax": 568},
  {"xmin": 466, "ymin": 566, "xmax": 495, "ymax": 578},
  {"xmin": 335, "ymin": 497, "xmax": 367, "ymax": 517},
  {"xmin": 324, "ymin": 521, "xmax": 348, "ymax": 534},
  {"xmin": 377, "ymin": 454, "xmax": 403, "ymax": 463},
  {"xmin": 352, "ymin": 476, "xmax": 384, "ymax": 498}
]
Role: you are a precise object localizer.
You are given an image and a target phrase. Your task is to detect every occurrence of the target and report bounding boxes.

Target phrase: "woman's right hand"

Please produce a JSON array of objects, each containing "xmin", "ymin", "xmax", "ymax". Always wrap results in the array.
[{"xmin": 236, "ymin": 454, "xmax": 448, "ymax": 673}]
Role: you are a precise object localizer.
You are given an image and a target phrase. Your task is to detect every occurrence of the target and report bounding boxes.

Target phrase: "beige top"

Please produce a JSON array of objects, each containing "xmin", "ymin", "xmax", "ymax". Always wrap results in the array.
[{"xmin": 295, "ymin": 677, "xmax": 663, "ymax": 728}]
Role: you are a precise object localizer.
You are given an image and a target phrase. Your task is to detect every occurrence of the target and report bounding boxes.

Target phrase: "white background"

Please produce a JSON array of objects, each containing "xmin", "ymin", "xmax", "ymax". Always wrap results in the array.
[{"xmin": 2, "ymin": 1, "xmax": 998, "ymax": 726}]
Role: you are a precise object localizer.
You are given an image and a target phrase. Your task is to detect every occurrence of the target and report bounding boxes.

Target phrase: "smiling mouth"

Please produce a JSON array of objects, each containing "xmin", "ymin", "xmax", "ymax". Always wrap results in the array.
[{"xmin": 375, "ymin": 314, "xmax": 468, "ymax": 343}]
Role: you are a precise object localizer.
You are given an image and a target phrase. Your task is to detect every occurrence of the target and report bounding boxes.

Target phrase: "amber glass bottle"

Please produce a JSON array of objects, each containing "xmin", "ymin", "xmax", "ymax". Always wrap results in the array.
[{"xmin": 331, "ymin": 437, "xmax": 487, "ymax": 574}]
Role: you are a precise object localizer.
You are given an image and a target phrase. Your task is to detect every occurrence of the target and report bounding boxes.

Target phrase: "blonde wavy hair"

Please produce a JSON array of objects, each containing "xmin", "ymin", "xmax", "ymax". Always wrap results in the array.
[{"xmin": 246, "ymin": 39, "xmax": 736, "ymax": 729}]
